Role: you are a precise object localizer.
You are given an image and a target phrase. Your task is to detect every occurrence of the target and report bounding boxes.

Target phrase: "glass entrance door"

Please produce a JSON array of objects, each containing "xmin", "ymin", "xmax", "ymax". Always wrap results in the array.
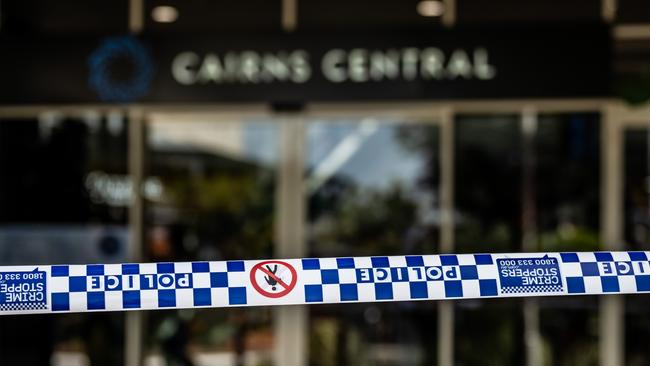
[{"xmin": 621, "ymin": 109, "xmax": 650, "ymax": 365}]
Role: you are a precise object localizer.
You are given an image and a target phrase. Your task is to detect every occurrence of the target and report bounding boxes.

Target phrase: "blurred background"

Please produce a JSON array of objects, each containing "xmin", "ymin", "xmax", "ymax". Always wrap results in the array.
[{"xmin": 0, "ymin": 0, "xmax": 650, "ymax": 366}]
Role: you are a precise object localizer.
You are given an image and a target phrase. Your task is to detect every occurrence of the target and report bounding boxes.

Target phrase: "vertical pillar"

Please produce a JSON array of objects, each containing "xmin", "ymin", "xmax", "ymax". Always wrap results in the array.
[
  {"xmin": 441, "ymin": 0, "xmax": 456, "ymax": 27},
  {"xmin": 524, "ymin": 298, "xmax": 542, "ymax": 366},
  {"xmin": 274, "ymin": 117, "xmax": 307, "ymax": 366},
  {"xmin": 438, "ymin": 107, "xmax": 455, "ymax": 366},
  {"xmin": 126, "ymin": 107, "xmax": 145, "ymax": 366},
  {"xmin": 602, "ymin": 0, "xmax": 617, "ymax": 23},
  {"xmin": 600, "ymin": 105, "xmax": 624, "ymax": 366},
  {"xmin": 282, "ymin": 0, "xmax": 297, "ymax": 32},
  {"xmin": 129, "ymin": 0, "xmax": 144, "ymax": 33},
  {"xmin": 521, "ymin": 106, "xmax": 542, "ymax": 366},
  {"xmin": 126, "ymin": 1, "xmax": 145, "ymax": 363},
  {"xmin": 124, "ymin": 0, "xmax": 144, "ymax": 360}
]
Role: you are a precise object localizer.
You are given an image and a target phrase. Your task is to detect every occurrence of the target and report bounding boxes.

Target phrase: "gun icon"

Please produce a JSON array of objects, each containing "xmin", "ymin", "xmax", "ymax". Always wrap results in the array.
[{"xmin": 264, "ymin": 264, "xmax": 278, "ymax": 290}]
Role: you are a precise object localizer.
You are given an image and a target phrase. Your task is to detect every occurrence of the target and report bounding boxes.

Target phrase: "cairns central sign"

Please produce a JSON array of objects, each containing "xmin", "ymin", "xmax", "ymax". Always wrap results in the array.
[
  {"xmin": 0, "ymin": 26, "xmax": 609, "ymax": 104},
  {"xmin": 171, "ymin": 47, "xmax": 496, "ymax": 85}
]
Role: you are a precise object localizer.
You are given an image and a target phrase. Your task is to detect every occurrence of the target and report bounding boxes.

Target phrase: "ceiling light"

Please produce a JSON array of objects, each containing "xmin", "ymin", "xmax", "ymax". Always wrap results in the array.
[
  {"xmin": 417, "ymin": 0, "xmax": 445, "ymax": 17},
  {"xmin": 151, "ymin": 6, "xmax": 179, "ymax": 23}
]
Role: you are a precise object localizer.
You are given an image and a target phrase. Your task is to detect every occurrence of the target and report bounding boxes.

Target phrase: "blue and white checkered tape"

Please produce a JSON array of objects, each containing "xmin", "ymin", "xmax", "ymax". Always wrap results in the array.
[{"xmin": 1, "ymin": 251, "xmax": 649, "ymax": 315}]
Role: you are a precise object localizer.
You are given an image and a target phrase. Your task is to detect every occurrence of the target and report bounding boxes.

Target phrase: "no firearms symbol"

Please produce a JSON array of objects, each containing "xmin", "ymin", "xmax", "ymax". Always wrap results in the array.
[{"xmin": 250, "ymin": 260, "xmax": 297, "ymax": 298}]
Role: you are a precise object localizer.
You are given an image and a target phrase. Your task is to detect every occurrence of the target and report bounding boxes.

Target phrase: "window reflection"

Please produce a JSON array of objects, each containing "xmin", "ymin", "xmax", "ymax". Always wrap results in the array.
[
  {"xmin": 624, "ymin": 128, "xmax": 650, "ymax": 364},
  {"xmin": 624, "ymin": 129, "xmax": 650, "ymax": 250},
  {"xmin": 455, "ymin": 299, "xmax": 524, "ymax": 365},
  {"xmin": 537, "ymin": 113, "xmax": 600, "ymax": 252},
  {"xmin": 310, "ymin": 302, "xmax": 436, "ymax": 366},
  {"xmin": 306, "ymin": 118, "xmax": 440, "ymax": 366},
  {"xmin": 145, "ymin": 116, "xmax": 278, "ymax": 365},
  {"xmin": 536, "ymin": 112, "xmax": 601, "ymax": 365},
  {"xmin": 0, "ymin": 114, "xmax": 127, "ymax": 365},
  {"xmin": 454, "ymin": 114, "xmax": 521, "ymax": 254},
  {"xmin": 454, "ymin": 114, "xmax": 523, "ymax": 366},
  {"xmin": 539, "ymin": 297, "xmax": 599, "ymax": 366},
  {"xmin": 307, "ymin": 119, "xmax": 440, "ymax": 257},
  {"xmin": 454, "ymin": 113, "xmax": 600, "ymax": 366}
]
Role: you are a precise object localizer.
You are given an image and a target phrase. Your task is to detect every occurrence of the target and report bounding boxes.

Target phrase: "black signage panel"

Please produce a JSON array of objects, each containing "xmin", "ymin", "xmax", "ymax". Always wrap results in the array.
[{"xmin": 0, "ymin": 26, "xmax": 610, "ymax": 104}]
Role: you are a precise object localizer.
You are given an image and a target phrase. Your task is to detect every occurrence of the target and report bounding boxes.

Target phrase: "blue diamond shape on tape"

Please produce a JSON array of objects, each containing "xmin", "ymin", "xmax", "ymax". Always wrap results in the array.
[
  {"xmin": 560, "ymin": 253, "xmax": 579, "ymax": 263},
  {"xmin": 371, "ymin": 257, "xmax": 390, "ymax": 268},
  {"xmin": 636, "ymin": 275, "xmax": 650, "ymax": 291},
  {"xmin": 321, "ymin": 269, "xmax": 339, "ymax": 284},
  {"xmin": 122, "ymin": 264, "xmax": 139, "ymax": 274},
  {"xmin": 123, "ymin": 291, "xmax": 141, "ymax": 308},
  {"xmin": 69, "ymin": 276, "xmax": 86, "ymax": 292},
  {"xmin": 406, "ymin": 256, "xmax": 424, "ymax": 267},
  {"xmin": 157, "ymin": 263, "xmax": 174, "ymax": 273},
  {"xmin": 444, "ymin": 281, "xmax": 463, "ymax": 297},
  {"xmin": 581, "ymin": 262, "xmax": 599, "ymax": 276},
  {"xmin": 210, "ymin": 272, "xmax": 228, "ymax": 288},
  {"xmin": 479, "ymin": 279, "xmax": 498, "ymax": 296},
  {"xmin": 474, "ymin": 254, "xmax": 493, "ymax": 265},
  {"xmin": 440, "ymin": 255, "xmax": 459, "ymax": 266},
  {"xmin": 305, "ymin": 285, "xmax": 323, "ymax": 302},
  {"xmin": 460, "ymin": 265, "xmax": 478, "ymax": 280},
  {"xmin": 227, "ymin": 261, "xmax": 245, "ymax": 272},
  {"xmin": 567, "ymin": 277, "xmax": 586, "ymax": 293},
  {"xmin": 595, "ymin": 252, "xmax": 614, "ymax": 262},
  {"xmin": 87, "ymin": 292, "xmax": 105, "ymax": 310},
  {"xmin": 302, "ymin": 258, "xmax": 320, "ymax": 270},
  {"xmin": 158, "ymin": 289, "xmax": 176, "ymax": 307},
  {"xmin": 629, "ymin": 252, "xmax": 648, "ymax": 261},
  {"xmin": 52, "ymin": 293, "xmax": 70, "ymax": 311},
  {"xmin": 193, "ymin": 288, "xmax": 211, "ymax": 306},
  {"xmin": 410, "ymin": 282, "xmax": 428, "ymax": 299},
  {"xmin": 52, "ymin": 266, "xmax": 69, "ymax": 277},
  {"xmin": 192, "ymin": 262, "xmax": 210, "ymax": 273},
  {"xmin": 375, "ymin": 283, "xmax": 393, "ymax": 300},
  {"xmin": 340, "ymin": 284, "xmax": 358, "ymax": 301},
  {"xmin": 87, "ymin": 265, "xmax": 104, "ymax": 276},
  {"xmin": 229, "ymin": 287, "xmax": 247, "ymax": 305},
  {"xmin": 336, "ymin": 258, "xmax": 355, "ymax": 269},
  {"xmin": 601, "ymin": 277, "xmax": 620, "ymax": 292}
]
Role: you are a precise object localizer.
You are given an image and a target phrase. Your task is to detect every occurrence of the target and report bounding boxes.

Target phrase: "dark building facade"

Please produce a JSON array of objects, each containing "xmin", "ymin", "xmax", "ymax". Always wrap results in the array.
[{"xmin": 1, "ymin": 1, "xmax": 650, "ymax": 366}]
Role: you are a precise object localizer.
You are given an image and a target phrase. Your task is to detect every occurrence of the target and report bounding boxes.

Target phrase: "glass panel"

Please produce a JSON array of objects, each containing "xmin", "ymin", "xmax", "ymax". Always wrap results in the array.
[
  {"xmin": 0, "ymin": 113, "xmax": 128, "ymax": 365},
  {"xmin": 454, "ymin": 114, "xmax": 521, "ymax": 254},
  {"xmin": 306, "ymin": 118, "xmax": 440, "ymax": 366},
  {"xmin": 624, "ymin": 127, "xmax": 650, "ymax": 365},
  {"xmin": 454, "ymin": 113, "xmax": 523, "ymax": 365},
  {"xmin": 625, "ymin": 294, "xmax": 650, "ymax": 366},
  {"xmin": 539, "ymin": 297, "xmax": 599, "ymax": 366},
  {"xmin": 145, "ymin": 116, "xmax": 278, "ymax": 365},
  {"xmin": 536, "ymin": 112, "xmax": 601, "ymax": 366},
  {"xmin": 456, "ymin": 299, "xmax": 524, "ymax": 364},
  {"xmin": 624, "ymin": 128, "xmax": 650, "ymax": 251},
  {"xmin": 536, "ymin": 113, "xmax": 600, "ymax": 252},
  {"xmin": 454, "ymin": 112, "xmax": 600, "ymax": 366}
]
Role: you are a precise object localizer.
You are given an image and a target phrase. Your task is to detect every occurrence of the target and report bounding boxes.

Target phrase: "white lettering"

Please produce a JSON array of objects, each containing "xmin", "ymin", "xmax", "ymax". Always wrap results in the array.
[
  {"xmin": 171, "ymin": 52, "xmax": 200, "ymax": 85},
  {"xmin": 402, "ymin": 48, "xmax": 419, "ymax": 80},
  {"xmin": 474, "ymin": 48, "xmax": 496, "ymax": 79},
  {"xmin": 197, "ymin": 53, "xmax": 224, "ymax": 83},
  {"xmin": 322, "ymin": 49, "xmax": 347, "ymax": 83},
  {"xmin": 420, "ymin": 47, "xmax": 445, "ymax": 80},
  {"xmin": 261, "ymin": 52, "xmax": 290, "ymax": 82},
  {"xmin": 290, "ymin": 50, "xmax": 311, "ymax": 83},
  {"xmin": 349, "ymin": 48, "xmax": 369, "ymax": 82},
  {"xmin": 447, "ymin": 49, "xmax": 472, "ymax": 79},
  {"xmin": 240, "ymin": 51, "xmax": 261, "ymax": 83},
  {"xmin": 173, "ymin": 47, "xmax": 497, "ymax": 85}
]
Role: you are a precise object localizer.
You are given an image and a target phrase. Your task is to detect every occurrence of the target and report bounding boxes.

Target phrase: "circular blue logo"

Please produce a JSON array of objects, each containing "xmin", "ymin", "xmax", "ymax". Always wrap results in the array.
[{"xmin": 88, "ymin": 36, "xmax": 155, "ymax": 103}]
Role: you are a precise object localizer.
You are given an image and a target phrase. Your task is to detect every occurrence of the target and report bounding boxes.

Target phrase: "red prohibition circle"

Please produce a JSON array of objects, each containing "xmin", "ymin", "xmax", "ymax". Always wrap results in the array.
[{"xmin": 250, "ymin": 260, "xmax": 297, "ymax": 298}]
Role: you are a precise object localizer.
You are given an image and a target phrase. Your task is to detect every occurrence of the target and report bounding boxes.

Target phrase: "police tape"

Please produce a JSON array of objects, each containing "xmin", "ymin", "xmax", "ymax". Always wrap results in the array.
[{"xmin": 0, "ymin": 251, "xmax": 648, "ymax": 314}]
